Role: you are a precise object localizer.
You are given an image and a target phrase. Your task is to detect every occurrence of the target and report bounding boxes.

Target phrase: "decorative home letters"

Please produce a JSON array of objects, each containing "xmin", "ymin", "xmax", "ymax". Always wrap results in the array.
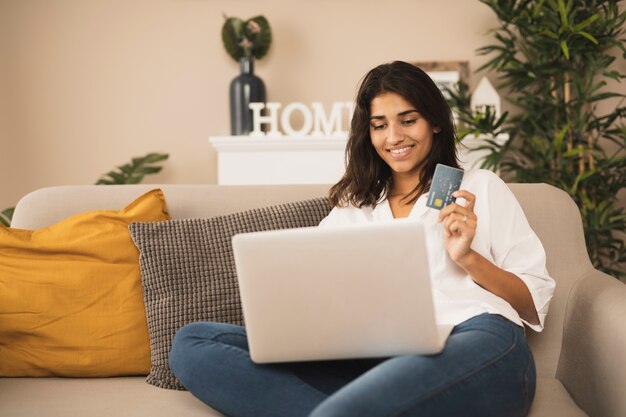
[{"xmin": 249, "ymin": 102, "xmax": 354, "ymax": 138}]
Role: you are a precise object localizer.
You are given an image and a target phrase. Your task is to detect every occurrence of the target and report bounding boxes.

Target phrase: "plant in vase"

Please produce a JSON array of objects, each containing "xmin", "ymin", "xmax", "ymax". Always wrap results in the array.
[
  {"xmin": 448, "ymin": 0, "xmax": 626, "ymax": 279},
  {"xmin": 222, "ymin": 15, "xmax": 272, "ymax": 135}
]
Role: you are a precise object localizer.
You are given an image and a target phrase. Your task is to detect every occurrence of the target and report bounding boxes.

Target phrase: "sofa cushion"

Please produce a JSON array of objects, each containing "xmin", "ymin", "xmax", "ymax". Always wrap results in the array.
[
  {"xmin": 0, "ymin": 189, "xmax": 170, "ymax": 377},
  {"xmin": 129, "ymin": 198, "xmax": 331, "ymax": 390},
  {"xmin": 527, "ymin": 378, "xmax": 588, "ymax": 417},
  {"xmin": 0, "ymin": 376, "xmax": 587, "ymax": 417},
  {"xmin": 0, "ymin": 377, "xmax": 219, "ymax": 417}
]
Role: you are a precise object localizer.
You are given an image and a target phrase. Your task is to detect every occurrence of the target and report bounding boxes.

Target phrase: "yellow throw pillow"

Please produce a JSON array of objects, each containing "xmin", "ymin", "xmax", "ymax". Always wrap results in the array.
[{"xmin": 0, "ymin": 189, "xmax": 170, "ymax": 377}]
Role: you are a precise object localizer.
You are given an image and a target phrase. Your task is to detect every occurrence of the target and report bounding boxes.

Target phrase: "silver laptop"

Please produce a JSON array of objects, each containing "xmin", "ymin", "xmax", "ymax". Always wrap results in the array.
[{"xmin": 232, "ymin": 219, "xmax": 453, "ymax": 364}]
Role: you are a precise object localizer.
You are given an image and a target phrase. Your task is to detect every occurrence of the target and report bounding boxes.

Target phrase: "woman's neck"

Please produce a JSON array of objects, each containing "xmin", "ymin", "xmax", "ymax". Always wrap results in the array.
[{"xmin": 389, "ymin": 173, "xmax": 420, "ymax": 198}]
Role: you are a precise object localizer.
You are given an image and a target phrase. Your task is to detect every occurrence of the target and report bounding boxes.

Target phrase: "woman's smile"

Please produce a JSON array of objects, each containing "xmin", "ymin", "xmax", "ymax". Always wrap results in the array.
[
  {"xmin": 369, "ymin": 92, "xmax": 437, "ymax": 179},
  {"xmin": 387, "ymin": 145, "xmax": 415, "ymax": 158}
]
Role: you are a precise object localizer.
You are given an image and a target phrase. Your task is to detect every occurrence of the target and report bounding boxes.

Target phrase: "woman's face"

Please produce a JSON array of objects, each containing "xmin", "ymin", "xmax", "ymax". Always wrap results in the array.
[{"xmin": 369, "ymin": 92, "xmax": 438, "ymax": 180}]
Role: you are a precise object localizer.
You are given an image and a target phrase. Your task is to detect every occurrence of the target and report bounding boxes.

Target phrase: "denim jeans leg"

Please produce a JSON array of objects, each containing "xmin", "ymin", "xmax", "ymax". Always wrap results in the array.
[
  {"xmin": 309, "ymin": 313, "xmax": 536, "ymax": 417},
  {"xmin": 169, "ymin": 322, "xmax": 358, "ymax": 417}
]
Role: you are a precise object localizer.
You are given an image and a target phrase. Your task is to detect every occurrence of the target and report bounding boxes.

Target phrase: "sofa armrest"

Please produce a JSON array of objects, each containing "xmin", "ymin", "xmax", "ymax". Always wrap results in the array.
[{"xmin": 556, "ymin": 270, "xmax": 626, "ymax": 417}]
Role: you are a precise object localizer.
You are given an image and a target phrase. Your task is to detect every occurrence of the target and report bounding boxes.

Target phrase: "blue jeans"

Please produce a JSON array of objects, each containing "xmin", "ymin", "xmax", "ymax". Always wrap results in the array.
[{"xmin": 169, "ymin": 313, "xmax": 535, "ymax": 417}]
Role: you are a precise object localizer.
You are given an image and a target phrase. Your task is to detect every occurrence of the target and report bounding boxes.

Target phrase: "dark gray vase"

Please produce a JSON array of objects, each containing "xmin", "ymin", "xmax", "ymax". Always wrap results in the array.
[{"xmin": 229, "ymin": 57, "xmax": 266, "ymax": 135}]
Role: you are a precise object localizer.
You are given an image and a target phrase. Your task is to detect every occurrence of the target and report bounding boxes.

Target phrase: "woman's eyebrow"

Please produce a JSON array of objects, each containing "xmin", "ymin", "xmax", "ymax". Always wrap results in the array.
[{"xmin": 370, "ymin": 109, "xmax": 419, "ymax": 121}]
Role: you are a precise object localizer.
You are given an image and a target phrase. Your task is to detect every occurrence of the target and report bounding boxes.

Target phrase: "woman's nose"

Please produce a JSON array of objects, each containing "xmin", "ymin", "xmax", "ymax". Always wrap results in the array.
[{"xmin": 387, "ymin": 122, "xmax": 403, "ymax": 144}]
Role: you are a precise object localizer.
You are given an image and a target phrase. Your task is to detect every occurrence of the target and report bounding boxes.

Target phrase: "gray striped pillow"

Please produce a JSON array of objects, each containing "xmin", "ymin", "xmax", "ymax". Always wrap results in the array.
[{"xmin": 129, "ymin": 198, "xmax": 331, "ymax": 390}]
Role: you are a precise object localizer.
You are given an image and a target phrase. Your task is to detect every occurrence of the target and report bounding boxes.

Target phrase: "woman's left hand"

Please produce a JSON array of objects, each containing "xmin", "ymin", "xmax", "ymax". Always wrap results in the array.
[{"xmin": 437, "ymin": 190, "xmax": 477, "ymax": 265}]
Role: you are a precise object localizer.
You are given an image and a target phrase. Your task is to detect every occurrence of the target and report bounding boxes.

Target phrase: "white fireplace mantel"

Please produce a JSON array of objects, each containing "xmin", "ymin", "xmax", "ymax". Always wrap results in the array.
[{"xmin": 209, "ymin": 134, "xmax": 508, "ymax": 185}]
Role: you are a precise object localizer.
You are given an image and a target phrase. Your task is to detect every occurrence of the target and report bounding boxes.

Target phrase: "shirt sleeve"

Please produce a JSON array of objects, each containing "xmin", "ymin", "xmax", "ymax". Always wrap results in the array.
[
  {"xmin": 485, "ymin": 173, "xmax": 556, "ymax": 332},
  {"xmin": 318, "ymin": 207, "xmax": 342, "ymax": 228}
]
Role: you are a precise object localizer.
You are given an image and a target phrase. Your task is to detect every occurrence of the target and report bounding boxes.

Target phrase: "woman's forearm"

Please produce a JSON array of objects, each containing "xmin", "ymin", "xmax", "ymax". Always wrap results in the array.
[{"xmin": 457, "ymin": 250, "xmax": 539, "ymax": 325}]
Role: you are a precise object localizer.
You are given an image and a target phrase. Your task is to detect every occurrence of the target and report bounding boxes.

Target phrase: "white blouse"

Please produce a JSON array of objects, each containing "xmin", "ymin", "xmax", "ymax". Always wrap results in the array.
[{"xmin": 319, "ymin": 169, "xmax": 555, "ymax": 332}]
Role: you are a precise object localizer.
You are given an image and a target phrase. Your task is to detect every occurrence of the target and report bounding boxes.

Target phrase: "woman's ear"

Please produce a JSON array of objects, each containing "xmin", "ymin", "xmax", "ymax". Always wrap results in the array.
[{"xmin": 433, "ymin": 126, "xmax": 442, "ymax": 133}]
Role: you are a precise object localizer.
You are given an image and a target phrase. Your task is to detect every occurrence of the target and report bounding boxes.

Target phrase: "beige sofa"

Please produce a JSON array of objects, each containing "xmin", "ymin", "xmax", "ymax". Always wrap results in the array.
[{"xmin": 1, "ymin": 183, "xmax": 625, "ymax": 417}]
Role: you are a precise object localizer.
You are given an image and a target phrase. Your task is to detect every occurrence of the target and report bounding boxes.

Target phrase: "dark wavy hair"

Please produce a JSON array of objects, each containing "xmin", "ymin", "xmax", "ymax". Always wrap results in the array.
[{"xmin": 328, "ymin": 61, "xmax": 460, "ymax": 208}]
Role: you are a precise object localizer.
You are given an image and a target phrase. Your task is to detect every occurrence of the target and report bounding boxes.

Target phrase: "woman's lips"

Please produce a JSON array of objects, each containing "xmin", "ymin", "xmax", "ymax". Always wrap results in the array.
[{"xmin": 387, "ymin": 145, "xmax": 414, "ymax": 159}]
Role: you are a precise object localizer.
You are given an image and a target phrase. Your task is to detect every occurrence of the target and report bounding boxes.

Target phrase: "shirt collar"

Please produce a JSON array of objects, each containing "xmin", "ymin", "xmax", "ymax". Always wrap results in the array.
[{"xmin": 371, "ymin": 194, "xmax": 429, "ymax": 221}]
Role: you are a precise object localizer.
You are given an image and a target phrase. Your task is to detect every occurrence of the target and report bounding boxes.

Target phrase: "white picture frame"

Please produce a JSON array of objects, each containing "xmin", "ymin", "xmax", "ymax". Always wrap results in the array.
[{"xmin": 411, "ymin": 61, "xmax": 470, "ymax": 99}]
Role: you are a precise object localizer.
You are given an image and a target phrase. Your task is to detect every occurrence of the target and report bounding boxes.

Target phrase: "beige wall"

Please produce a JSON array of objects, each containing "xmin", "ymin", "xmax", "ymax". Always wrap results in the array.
[
  {"xmin": 1, "ymin": 0, "xmax": 624, "ymax": 213},
  {"xmin": 0, "ymin": 0, "xmax": 502, "ymax": 209},
  {"xmin": 0, "ymin": 1, "xmax": 14, "ymax": 211}
]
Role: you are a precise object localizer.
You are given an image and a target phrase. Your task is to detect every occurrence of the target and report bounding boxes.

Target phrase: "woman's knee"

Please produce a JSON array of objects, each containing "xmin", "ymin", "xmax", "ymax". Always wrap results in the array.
[
  {"xmin": 170, "ymin": 322, "xmax": 204, "ymax": 377},
  {"xmin": 169, "ymin": 322, "xmax": 246, "ymax": 377},
  {"xmin": 172, "ymin": 322, "xmax": 245, "ymax": 349}
]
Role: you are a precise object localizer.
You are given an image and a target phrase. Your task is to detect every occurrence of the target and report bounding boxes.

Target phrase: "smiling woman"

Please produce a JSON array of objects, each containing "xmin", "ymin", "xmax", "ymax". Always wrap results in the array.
[
  {"xmin": 369, "ymin": 94, "xmax": 437, "ymax": 195},
  {"xmin": 329, "ymin": 61, "xmax": 460, "ymax": 209},
  {"xmin": 168, "ymin": 61, "xmax": 555, "ymax": 417}
]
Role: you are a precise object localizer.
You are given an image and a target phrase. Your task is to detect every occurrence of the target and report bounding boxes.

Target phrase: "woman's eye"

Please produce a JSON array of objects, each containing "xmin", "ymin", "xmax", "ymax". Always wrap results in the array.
[
  {"xmin": 402, "ymin": 119, "xmax": 416, "ymax": 126},
  {"xmin": 371, "ymin": 124, "xmax": 386, "ymax": 130}
]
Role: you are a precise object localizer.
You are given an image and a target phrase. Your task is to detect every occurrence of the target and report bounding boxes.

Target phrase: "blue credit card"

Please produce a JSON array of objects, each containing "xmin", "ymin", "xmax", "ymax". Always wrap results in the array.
[{"xmin": 426, "ymin": 164, "xmax": 464, "ymax": 210}]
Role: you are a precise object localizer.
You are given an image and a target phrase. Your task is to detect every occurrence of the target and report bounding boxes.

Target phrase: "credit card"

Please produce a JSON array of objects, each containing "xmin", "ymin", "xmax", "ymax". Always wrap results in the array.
[{"xmin": 426, "ymin": 164, "xmax": 464, "ymax": 210}]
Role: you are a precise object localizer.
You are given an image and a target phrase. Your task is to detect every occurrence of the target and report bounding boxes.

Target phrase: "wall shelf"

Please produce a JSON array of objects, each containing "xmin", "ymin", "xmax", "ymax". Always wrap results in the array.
[{"xmin": 209, "ymin": 134, "xmax": 508, "ymax": 185}]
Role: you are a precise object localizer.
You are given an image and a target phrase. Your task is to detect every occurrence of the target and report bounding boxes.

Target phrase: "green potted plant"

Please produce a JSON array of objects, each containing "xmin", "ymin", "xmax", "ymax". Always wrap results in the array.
[
  {"xmin": 221, "ymin": 15, "xmax": 272, "ymax": 62},
  {"xmin": 448, "ymin": 0, "xmax": 626, "ymax": 278}
]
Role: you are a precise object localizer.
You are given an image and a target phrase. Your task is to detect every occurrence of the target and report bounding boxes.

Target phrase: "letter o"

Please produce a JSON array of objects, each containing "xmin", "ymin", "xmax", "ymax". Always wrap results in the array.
[{"xmin": 281, "ymin": 102, "xmax": 313, "ymax": 137}]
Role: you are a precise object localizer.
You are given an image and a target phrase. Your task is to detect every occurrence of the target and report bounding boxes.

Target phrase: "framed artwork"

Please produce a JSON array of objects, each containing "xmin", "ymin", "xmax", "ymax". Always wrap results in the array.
[{"xmin": 411, "ymin": 61, "xmax": 470, "ymax": 98}]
